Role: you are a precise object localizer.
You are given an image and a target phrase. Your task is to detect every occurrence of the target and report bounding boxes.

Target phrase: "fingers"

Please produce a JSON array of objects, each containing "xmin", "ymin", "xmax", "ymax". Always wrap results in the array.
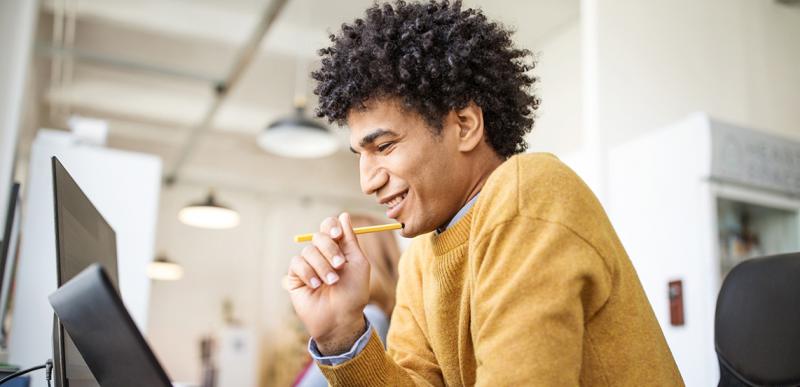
[
  {"xmin": 284, "ymin": 214, "xmax": 358, "ymax": 293},
  {"xmin": 338, "ymin": 212, "xmax": 356, "ymax": 241},
  {"xmin": 282, "ymin": 274, "xmax": 306, "ymax": 292},
  {"xmin": 338, "ymin": 212, "xmax": 365, "ymax": 256},
  {"xmin": 302, "ymin": 245, "xmax": 340, "ymax": 285},
  {"xmin": 320, "ymin": 216, "xmax": 343, "ymax": 241},
  {"xmin": 287, "ymin": 255, "xmax": 322, "ymax": 290},
  {"xmin": 312, "ymin": 232, "xmax": 346, "ymax": 268}
]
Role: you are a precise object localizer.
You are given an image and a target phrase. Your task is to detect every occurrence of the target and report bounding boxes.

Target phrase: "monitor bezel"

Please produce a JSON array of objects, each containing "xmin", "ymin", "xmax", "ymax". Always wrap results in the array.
[
  {"xmin": 51, "ymin": 157, "xmax": 120, "ymax": 387},
  {"xmin": 0, "ymin": 182, "xmax": 21, "ymax": 348}
]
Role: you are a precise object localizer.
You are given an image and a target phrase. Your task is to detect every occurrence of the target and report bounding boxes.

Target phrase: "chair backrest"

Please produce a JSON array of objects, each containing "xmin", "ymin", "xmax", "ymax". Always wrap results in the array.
[{"xmin": 715, "ymin": 252, "xmax": 800, "ymax": 387}]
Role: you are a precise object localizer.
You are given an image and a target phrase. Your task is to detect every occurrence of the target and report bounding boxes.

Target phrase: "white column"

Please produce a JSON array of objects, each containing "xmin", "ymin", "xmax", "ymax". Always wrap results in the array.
[
  {"xmin": 579, "ymin": 0, "xmax": 608, "ymax": 204},
  {"xmin": 0, "ymin": 0, "xmax": 38, "ymax": 229}
]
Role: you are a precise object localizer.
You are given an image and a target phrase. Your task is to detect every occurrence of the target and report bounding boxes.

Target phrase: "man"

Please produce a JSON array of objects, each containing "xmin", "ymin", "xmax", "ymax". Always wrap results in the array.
[{"xmin": 284, "ymin": 1, "xmax": 683, "ymax": 385}]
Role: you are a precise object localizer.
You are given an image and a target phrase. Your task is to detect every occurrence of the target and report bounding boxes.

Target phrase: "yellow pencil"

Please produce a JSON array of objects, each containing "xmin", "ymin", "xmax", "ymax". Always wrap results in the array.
[{"xmin": 294, "ymin": 222, "xmax": 402, "ymax": 243}]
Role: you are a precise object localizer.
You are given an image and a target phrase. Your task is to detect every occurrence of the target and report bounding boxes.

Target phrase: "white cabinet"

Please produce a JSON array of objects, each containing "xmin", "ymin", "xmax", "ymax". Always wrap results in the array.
[{"xmin": 608, "ymin": 113, "xmax": 800, "ymax": 386}]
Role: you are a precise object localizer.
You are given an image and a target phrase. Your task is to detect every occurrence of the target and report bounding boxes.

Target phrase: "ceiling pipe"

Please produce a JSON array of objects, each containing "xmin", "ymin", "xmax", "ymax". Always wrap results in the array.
[
  {"xmin": 163, "ymin": 0, "xmax": 290, "ymax": 186},
  {"xmin": 36, "ymin": 43, "xmax": 223, "ymax": 84}
]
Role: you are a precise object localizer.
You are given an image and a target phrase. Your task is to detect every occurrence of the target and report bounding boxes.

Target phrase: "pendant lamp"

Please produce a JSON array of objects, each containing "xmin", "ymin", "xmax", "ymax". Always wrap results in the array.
[
  {"xmin": 257, "ymin": 104, "xmax": 339, "ymax": 159},
  {"xmin": 147, "ymin": 255, "xmax": 184, "ymax": 281},
  {"xmin": 178, "ymin": 190, "xmax": 240, "ymax": 229}
]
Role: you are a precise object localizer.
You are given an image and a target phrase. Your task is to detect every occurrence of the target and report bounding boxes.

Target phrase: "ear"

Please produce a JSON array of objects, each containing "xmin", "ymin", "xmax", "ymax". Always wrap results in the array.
[{"xmin": 455, "ymin": 101, "xmax": 485, "ymax": 152}]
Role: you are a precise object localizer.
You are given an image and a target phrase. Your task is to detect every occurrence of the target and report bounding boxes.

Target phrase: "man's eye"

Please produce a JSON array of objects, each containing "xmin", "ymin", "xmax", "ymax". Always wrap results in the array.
[{"xmin": 377, "ymin": 142, "xmax": 393, "ymax": 152}]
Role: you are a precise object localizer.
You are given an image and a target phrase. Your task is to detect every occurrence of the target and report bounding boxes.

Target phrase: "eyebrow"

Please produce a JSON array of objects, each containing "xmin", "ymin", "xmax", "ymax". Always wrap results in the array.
[{"xmin": 349, "ymin": 128, "xmax": 398, "ymax": 153}]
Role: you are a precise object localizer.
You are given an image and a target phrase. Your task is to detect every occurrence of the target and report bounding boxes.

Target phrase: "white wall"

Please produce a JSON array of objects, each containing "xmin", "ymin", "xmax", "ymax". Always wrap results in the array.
[
  {"xmin": 0, "ymin": 0, "xmax": 37, "ymax": 232},
  {"xmin": 527, "ymin": 20, "xmax": 583, "ymax": 157},
  {"xmin": 147, "ymin": 186, "xmax": 267, "ymax": 384},
  {"xmin": 567, "ymin": 0, "xmax": 800, "ymax": 201},
  {"xmin": 594, "ymin": 0, "xmax": 800, "ymax": 147},
  {"xmin": 146, "ymin": 184, "xmax": 384, "ymax": 384},
  {"xmin": 608, "ymin": 115, "xmax": 718, "ymax": 386}
]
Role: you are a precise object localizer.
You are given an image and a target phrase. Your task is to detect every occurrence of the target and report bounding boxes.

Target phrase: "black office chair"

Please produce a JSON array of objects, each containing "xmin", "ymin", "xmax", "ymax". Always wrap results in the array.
[{"xmin": 715, "ymin": 252, "xmax": 800, "ymax": 387}]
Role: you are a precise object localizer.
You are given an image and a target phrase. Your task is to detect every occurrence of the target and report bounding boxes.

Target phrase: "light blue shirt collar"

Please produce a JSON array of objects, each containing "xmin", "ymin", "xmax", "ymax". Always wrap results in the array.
[{"xmin": 436, "ymin": 194, "xmax": 479, "ymax": 234}]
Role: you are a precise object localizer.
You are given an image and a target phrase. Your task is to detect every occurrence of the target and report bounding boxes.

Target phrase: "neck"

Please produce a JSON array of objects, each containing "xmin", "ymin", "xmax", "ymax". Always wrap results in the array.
[
  {"xmin": 437, "ymin": 150, "xmax": 505, "ymax": 230},
  {"xmin": 462, "ymin": 149, "xmax": 504, "ymax": 206}
]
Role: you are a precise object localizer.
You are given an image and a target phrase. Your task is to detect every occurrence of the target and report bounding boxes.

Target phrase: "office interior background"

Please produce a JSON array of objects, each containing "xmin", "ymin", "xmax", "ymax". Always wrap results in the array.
[{"xmin": 0, "ymin": 0, "xmax": 798, "ymax": 386}]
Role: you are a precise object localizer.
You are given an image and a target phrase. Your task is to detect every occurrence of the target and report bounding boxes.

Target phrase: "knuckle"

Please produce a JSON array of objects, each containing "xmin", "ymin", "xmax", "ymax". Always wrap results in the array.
[
  {"xmin": 299, "ymin": 264, "xmax": 314, "ymax": 278},
  {"xmin": 325, "ymin": 245, "xmax": 341, "ymax": 259},
  {"xmin": 320, "ymin": 217, "xmax": 336, "ymax": 229},
  {"xmin": 310, "ymin": 256, "xmax": 332, "ymax": 273},
  {"xmin": 318, "ymin": 268, "xmax": 333, "ymax": 278},
  {"xmin": 315, "ymin": 237, "xmax": 334, "ymax": 253},
  {"xmin": 301, "ymin": 246, "xmax": 315, "ymax": 256},
  {"xmin": 311, "ymin": 232, "xmax": 327, "ymax": 244},
  {"xmin": 306, "ymin": 256, "xmax": 328, "ymax": 272},
  {"xmin": 289, "ymin": 257, "xmax": 304, "ymax": 273}
]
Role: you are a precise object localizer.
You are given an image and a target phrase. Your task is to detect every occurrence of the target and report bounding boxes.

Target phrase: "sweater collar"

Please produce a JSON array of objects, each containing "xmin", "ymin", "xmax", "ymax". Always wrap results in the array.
[
  {"xmin": 431, "ymin": 205, "xmax": 474, "ymax": 256},
  {"xmin": 435, "ymin": 194, "xmax": 480, "ymax": 235}
]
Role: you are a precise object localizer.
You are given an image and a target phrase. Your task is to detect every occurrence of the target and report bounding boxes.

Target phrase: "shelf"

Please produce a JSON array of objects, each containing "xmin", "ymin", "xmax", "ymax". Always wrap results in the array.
[{"xmin": 717, "ymin": 197, "xmax": 799, "ymax": 278}]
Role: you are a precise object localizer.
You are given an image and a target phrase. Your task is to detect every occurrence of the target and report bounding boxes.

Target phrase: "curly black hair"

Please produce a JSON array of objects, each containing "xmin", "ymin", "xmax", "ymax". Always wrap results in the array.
[{"xmin": 312, "ymin": 0, "xmax": 539, "ymax": 158}]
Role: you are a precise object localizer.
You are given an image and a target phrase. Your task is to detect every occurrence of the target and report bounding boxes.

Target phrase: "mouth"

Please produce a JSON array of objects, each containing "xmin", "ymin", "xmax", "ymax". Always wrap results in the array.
[{"xmin": 380, "ymin": 190, "xmax": 408, "ymax": 219}]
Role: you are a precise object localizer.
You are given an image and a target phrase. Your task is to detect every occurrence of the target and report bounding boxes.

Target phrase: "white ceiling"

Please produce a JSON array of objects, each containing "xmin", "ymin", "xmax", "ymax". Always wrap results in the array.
[{"xmin": 30, "ymin": 0, "xmax": 579, "ymax": 199}]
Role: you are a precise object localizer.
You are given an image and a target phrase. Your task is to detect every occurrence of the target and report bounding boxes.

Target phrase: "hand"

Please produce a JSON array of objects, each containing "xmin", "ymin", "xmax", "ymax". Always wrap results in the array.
[{"xmin": 284, "ymin": 212, "xmax": 371, "ymax": 355}]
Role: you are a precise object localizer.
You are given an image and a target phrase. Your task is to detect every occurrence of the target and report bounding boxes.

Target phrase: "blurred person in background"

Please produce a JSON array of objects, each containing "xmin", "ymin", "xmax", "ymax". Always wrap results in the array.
[{"xmin": 293, "ymin": 214, "xmax": 401, "ymax": 387}]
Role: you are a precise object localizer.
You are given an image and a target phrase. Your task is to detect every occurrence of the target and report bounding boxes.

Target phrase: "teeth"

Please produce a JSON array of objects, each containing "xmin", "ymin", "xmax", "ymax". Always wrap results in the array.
[{"xmin": 386, "ymin": 193, "xmax": 407, "ymax": 209}]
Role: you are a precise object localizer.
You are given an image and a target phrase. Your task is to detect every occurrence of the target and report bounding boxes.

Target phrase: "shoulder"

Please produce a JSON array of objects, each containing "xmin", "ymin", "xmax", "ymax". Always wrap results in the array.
[
  {"xmin": 486, "ymin": 152, "xmax": 573, "ymax": 185},
  {"xmin": 471, "ymin": 153, "xmax": 624, "ymax": 273},
  {"xmin": 474, "ymin": 153, "xmax": 601, "ymax": 230},
  {"xmin": 489, "ymin": 152, "xmax": 589, "ymax": 200}
]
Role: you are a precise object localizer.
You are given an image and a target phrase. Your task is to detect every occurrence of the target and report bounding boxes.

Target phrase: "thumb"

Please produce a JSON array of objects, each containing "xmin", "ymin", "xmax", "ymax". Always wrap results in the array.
[{"xmin": 338, "ymin": 212, "xmax": 365, "ymax": 259}]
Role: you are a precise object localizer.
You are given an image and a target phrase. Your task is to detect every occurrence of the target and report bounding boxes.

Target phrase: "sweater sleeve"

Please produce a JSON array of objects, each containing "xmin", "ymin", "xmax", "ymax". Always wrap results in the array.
[
  {"xmin": 318, "ymin": 248, "xmax": 444, "ymax": 386},
  {"xmin": 470, "ymin": 217, "xmax": 612, "ymax": 386}
]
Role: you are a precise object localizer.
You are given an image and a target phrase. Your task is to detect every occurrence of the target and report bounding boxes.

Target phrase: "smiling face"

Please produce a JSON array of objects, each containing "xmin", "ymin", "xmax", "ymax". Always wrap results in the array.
[{"xmin": 348, "ymin": 99, "xmax": 498, "ymax": 237}]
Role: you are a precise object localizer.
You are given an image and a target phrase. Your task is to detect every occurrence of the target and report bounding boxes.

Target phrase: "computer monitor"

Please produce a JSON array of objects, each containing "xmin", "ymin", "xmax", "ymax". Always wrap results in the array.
[
  {"xmin": 0, "ymin": 182, "xmax": 21, "ymax": 348},
  {"xmin": 52, "ymin": 157, "xmax": 119, "ymax": 387},
  {"xmin": 48, "ymin": 264, "xmax": 172, "ymax": 387}
]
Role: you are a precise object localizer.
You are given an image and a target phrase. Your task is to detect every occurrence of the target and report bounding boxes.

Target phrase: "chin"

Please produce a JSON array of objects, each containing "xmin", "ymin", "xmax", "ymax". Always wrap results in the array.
[
  {"xmin": 398, "ymin": 219, "xmax": 436, "ymax": 238},
  {"xmin": 400, "ymin": 228, "xmax": 415, "ymax": 238},
  {"xmin": 398, "ymin": 223, "xmax": 415, "ymax": 238}
]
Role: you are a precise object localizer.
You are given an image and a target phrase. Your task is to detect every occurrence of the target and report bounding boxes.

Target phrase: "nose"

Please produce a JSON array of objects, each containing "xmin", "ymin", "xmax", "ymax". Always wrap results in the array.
[{"xmin": 359, "ymin": 154, "xmax": 388, "ymax": 195}]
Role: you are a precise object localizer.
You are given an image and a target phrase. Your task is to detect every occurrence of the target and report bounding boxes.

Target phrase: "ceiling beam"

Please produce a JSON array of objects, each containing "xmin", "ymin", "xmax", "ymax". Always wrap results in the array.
[
  {"xmin": 163, "ymin": 0, "xmax": 290, "ymax": 186},
  {"xmin": 36, "ymin": 43, "xmax": 222, "ymax": 84}
]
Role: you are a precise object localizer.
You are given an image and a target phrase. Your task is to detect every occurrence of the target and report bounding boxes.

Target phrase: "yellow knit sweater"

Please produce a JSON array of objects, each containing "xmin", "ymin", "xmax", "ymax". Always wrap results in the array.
[{"xmin": 320, "ymin": 153, "xmax": 684, "ymax": 386}]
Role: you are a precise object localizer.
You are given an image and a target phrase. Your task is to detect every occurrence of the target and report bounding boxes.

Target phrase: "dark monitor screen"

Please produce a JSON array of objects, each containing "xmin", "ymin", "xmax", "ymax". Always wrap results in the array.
[
  {"xmin": 0, "ymin": 182, "xmax": 21, "ymax": 347},
  {"xmin": 0, "ymin": 183, "xmax": 20, "ymax": 281},
  {"xmin": 52, "ymin": 157, "xmax": 119, "ymax": 387}
]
